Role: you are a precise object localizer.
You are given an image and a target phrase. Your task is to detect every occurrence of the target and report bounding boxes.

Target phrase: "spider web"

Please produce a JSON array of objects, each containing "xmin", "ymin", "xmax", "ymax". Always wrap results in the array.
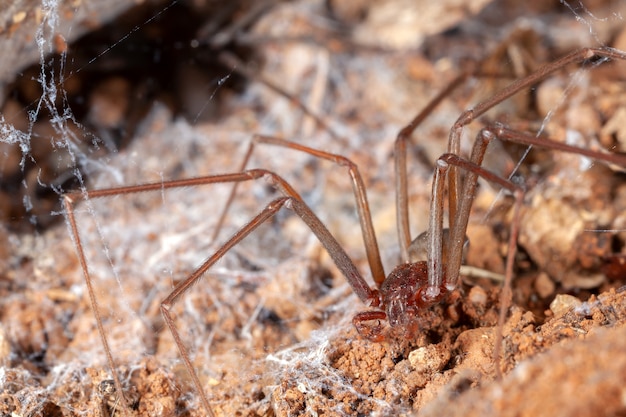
[{"xmin": 1, "ymin": 1, "xmax": 625, "ymax": 416}]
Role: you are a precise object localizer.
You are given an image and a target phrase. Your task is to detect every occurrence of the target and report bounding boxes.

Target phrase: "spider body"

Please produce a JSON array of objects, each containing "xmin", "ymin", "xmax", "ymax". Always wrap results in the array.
[{"xmin": 354, "ymin": 261, "xmax": 449, "ymax": 341}]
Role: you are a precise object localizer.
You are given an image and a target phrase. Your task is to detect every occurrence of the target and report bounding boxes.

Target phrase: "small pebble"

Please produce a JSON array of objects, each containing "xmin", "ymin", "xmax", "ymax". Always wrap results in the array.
[
  {"xmin": 409, "ymin": 344, "xmax": 449, "ymax": 374},
  {"xmin": 549, "ymin": 294, "xmax": 582, "ymax": 317},
  {"xmin": 468, "ymin": 286, "xmax": 487, "ymax": 308}
]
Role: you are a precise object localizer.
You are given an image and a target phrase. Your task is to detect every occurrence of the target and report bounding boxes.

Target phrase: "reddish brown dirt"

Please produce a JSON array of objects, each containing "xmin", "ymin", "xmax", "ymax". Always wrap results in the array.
[{"xmin": 1, "ymin": 1, "xmax": 626, "ymax": 417}]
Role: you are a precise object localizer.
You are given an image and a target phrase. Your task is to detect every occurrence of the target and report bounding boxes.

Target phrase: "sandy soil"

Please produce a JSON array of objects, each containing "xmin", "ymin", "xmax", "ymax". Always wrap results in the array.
[{"xmin": 1, "ymin": 1, "xmax": 626, "ymax": 416}]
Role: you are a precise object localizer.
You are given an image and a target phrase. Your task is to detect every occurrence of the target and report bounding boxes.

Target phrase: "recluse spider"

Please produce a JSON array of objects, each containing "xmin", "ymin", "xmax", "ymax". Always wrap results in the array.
[{"xmin": 63, "ymin": 46, "xmax": 626, "ymax": 416}]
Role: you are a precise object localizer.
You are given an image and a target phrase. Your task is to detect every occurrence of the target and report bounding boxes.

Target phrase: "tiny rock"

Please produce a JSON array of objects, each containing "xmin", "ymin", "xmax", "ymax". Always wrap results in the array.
[
  {"xmin": 409, "ymin": 344, "xmax": 449, "ymax": 374},
  {"xmin": 549, "ymin": 294, "xmax": 582, "ymax": 317},
  {"xmin": 468, "ymin": 285, "xmax": 488, "ymax": 308}
]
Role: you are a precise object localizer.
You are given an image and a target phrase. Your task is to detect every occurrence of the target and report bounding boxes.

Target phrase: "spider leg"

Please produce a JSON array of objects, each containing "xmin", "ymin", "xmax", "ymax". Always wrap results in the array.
[
  {"xmin": 213, "ymin": 134, "xmax": 386, "ymax": 287},
  {"xmin": 446, "ymin": 47, "xmax": 626, "ymax": 225},
  {"xmin": 64, "ymin": 172, "xmax": 295, "ymax": 417},
  {"xmin": 395, "ymin": 70, "xmax": 475, "ymax": 262},
  {"xmin": 64, "ymin": 195, "xmax": 135, "ymax": 417},
  {"xmin": 439, "ymin": 123, "xmax": 626, "ymax": 377},
  {"xmin": 445, "ymin": 124, "xmax": 626, "ymax": 291},
  {"xmin": 424, "ymin": 131, "xmax": 525, "ymax": 296},
  {"xmin": 440, "ymin": 151, "xmax": 525, "ymax": 376},
  {"xmin": 65, "ymin": 169, "xmax": 377, "ymax": 417},
  {"xmin": 393, "ymin": 61, "xmax": 530, "ymax": 263},
  {"xmin": 162, "ymin": 194, "xmax": 376, "ymax": 415}
]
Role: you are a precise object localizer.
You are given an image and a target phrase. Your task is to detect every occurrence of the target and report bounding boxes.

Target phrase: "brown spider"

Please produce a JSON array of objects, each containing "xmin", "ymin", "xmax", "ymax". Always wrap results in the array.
[{"xmin": 64, "ymin": 46, "xmax": 626, "ymax": 416}]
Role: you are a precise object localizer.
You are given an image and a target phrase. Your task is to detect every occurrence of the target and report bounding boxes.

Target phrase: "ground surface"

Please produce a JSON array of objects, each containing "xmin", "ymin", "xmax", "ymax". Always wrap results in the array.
[{"xmin": 1, "ymin": 1, "xmax": 626, "ymax": 416}]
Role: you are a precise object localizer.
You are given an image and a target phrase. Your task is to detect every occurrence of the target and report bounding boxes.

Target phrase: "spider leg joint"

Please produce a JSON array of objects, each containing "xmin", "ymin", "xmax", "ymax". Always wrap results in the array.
[
  {"xmin": 423, "ymin": 285, "xmax": 441, "ymax": 301},
  {"xmin": 436, "ymin": 159, "xmax": 449, "ymax": 169}
]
